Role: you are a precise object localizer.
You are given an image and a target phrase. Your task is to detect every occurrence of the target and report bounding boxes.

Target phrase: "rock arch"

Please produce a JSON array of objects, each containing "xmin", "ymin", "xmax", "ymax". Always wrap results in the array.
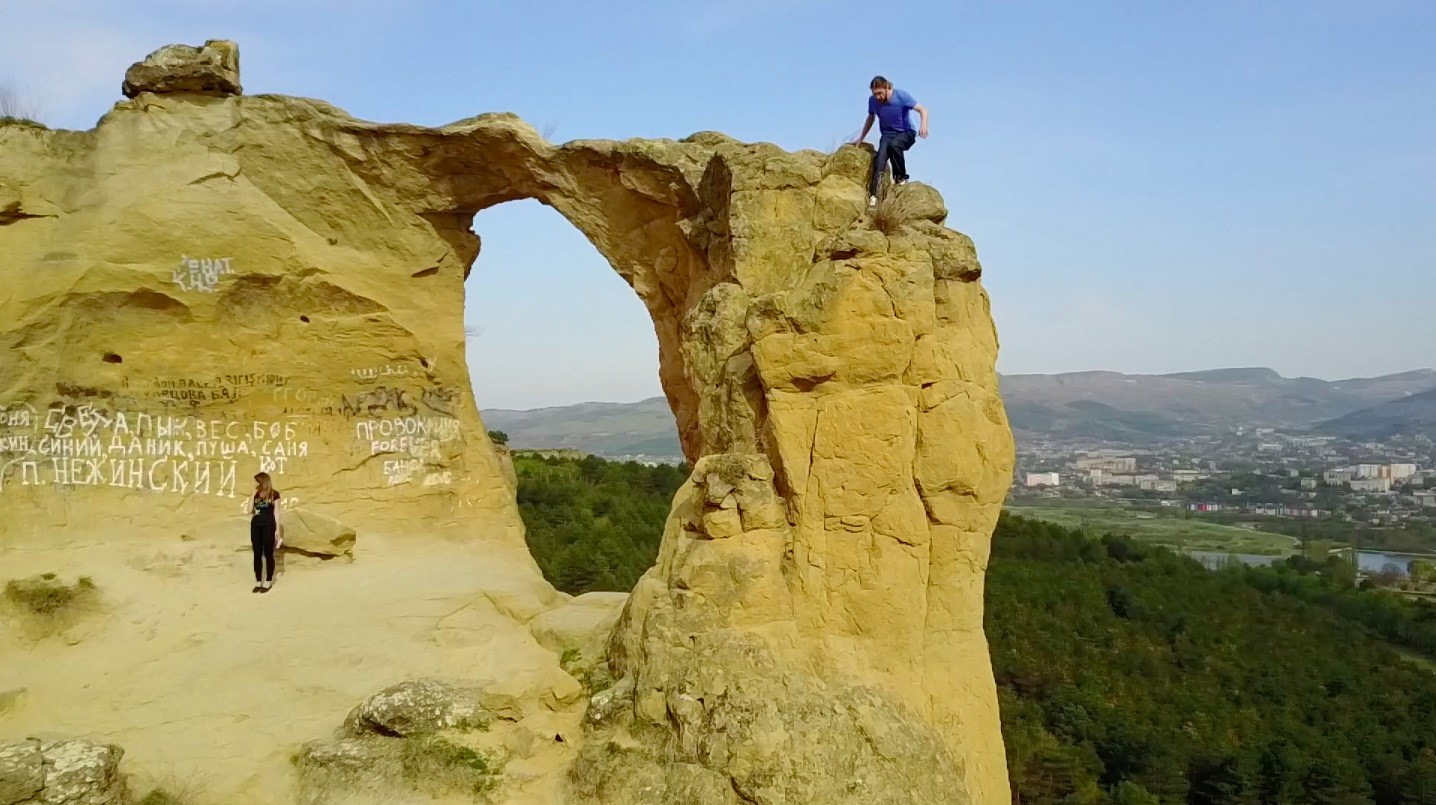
[{"xmin": 0, "ymin": 43, "xmax": 1015, "ymax": 804}]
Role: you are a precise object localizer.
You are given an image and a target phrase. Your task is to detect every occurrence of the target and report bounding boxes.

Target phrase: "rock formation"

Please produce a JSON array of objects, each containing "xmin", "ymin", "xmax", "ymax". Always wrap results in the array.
[
  {"xmin": 0, "ymin": 738, "xmax": 128, "ymax": 805},
  {"xmin": 0, "ymin": 42, "xmax": 1014, "ymax": 803},
  {"xmin": 122, "ymin": 40, "xmax": 242, "ymax": 99}
]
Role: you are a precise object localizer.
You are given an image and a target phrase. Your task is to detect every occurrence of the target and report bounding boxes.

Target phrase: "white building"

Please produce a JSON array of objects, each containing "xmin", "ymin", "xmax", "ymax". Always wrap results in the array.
[
  {"xmin": 1025, "ymin": 472, "xmax": 1060, "ymax": 487},
  {"xmin": 1324, "ymin": 468, "xmax": 1354, "ymax": 485},
  {"xmin": 1389, "ymin": 463, "xmax": 1418, "ymax": 481},
  {"xmin": 1076, "ymin": 456, "xmax": 1137, "ymax": 473},
  {"xmin": 1349, "ymin": 478, "xmax": 1392, "ymax": 493},
  {"xmin": 1355, "ymin": 464, "xmax": 1383, "ymax": 479}
]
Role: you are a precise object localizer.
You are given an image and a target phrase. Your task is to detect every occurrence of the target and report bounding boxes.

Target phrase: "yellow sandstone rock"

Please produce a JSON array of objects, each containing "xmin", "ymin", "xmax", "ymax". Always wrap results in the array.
[{"xmin": 0, "ymin": 42, "xmax": 1014, "ymax": 804}]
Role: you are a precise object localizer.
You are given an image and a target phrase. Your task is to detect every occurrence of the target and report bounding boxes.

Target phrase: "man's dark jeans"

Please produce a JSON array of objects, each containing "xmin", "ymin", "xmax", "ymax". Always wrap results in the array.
[{"xmin": 870, "ymin": 130, "xmax": 917, "ymax": 197}]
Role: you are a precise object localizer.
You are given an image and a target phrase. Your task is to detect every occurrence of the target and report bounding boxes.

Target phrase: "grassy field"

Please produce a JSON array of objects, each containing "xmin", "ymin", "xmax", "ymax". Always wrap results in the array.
[
  {"xmin": 1005, "ymin": 503, "xmax": 1297, "ymax": 555},
  {"xmin": 1394, "ymin": 647, "xmax": 1436, "ymax": 674}
]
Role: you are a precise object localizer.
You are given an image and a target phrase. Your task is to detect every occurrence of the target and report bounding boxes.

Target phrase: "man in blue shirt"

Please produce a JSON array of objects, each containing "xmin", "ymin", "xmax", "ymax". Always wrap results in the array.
[{"xmin": 853, "ymin": 76, "xmax": 929, "ymax": 206}]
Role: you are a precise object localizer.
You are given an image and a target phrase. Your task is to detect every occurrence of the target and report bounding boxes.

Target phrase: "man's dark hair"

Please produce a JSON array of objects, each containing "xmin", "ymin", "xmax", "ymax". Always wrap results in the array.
[{"xmin": 870, "ymin": 76, "xmax": 893, "ymax": 90}]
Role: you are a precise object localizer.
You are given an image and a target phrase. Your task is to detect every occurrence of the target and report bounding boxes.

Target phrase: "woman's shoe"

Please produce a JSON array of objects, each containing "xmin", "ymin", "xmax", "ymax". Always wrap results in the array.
[{"xmin": 251, "ymin": 585, "xmax": 262, "ymax": 593}]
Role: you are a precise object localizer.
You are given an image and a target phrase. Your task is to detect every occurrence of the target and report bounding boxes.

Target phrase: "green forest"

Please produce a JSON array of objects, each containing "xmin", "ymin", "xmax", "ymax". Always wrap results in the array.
[
  {"xmin": 514, "ymin": 453, "xmax": 688, "ymax": 593},
  {"xmin": 515, "ymin": 455, "xmax": 1436, "ymax": 805}
]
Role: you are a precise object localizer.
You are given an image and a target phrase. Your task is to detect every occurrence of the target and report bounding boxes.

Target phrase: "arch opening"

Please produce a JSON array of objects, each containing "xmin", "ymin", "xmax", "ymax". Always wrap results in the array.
[
  {"xmin": 462, "ymin": 199, "xmax": 668, "ymax": 425},
  {"xmin": 412, "ymin": 122, "xmax": 723, "ymax": 464}
]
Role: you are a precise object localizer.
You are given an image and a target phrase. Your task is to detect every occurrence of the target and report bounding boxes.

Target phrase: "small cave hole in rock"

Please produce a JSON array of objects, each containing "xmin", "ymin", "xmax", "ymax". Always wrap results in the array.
[
  {"xmin": 299, "ymin": 315, "xmax": 310, "ymax": 323},
  {"xmin": 102, "ymin": 353, "xmax": 122, "ymax": 364}
]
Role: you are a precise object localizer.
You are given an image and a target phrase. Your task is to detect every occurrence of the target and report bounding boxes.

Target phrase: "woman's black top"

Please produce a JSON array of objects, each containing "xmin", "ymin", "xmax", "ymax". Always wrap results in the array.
[{"xmin": 252, "ymin": 491, "xmax": 280, "ymax": 523}]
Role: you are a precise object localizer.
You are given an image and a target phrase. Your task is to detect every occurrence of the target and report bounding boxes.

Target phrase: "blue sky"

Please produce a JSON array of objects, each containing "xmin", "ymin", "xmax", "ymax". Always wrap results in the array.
[{"xmin": 4, "ymin": 1, "xmax": 1433, "ymax": 409}]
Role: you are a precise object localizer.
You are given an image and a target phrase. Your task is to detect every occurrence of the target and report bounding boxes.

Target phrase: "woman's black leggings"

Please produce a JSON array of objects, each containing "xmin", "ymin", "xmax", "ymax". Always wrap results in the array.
[{"xmin": 250, "ymin": 517, "xmax": 276, "ymax": 582}]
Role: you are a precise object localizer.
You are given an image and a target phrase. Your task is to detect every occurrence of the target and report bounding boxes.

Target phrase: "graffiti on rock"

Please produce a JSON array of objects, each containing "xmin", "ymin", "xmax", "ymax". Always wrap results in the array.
[
  {"xmin": 172, "ymin": 256, "xmax": 234, "ymax": 293},
  {"xmin": 341, "ymin": 386, "xmax": 415, "ymax": 418},
  {"xmin": 354, "ymin": 415, "xmax": 461, "ymax": 464},
  {"xmin": 152, "ymin": 374, "xmax": 290, "ymax": 406},
  {"xmin": 0, "ymin": 402, "xmax": 310, "ymax": 494}
]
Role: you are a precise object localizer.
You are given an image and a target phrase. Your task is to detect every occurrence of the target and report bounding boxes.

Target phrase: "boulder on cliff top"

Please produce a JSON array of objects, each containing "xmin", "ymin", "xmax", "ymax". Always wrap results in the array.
[{"xmin": 122, "ymin": 40, "xmax": 241, "ymax": 98}]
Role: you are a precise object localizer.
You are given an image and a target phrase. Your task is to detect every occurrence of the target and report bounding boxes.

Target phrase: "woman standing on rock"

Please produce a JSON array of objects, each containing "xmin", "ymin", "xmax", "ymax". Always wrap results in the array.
[{"xmin": 248, "ymin": 472, "xmax": 281, "ymax": 593}]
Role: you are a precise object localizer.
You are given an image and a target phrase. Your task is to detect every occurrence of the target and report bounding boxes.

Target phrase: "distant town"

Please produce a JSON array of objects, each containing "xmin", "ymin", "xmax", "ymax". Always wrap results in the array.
[
  {"xmin": 482, "ymin": 369, "xmax": 1436, "ymax": 566},
  {"xmin": 1013, "ymin": 428, "xmax": 1436, "ymax": 547}
]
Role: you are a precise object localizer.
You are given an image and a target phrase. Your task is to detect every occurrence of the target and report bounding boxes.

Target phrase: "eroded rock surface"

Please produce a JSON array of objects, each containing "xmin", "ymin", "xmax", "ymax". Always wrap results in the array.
[
  {"xmin": 529, "ymin": 592, "xmax": 628, "ymax": 665},
  {"xmin": 0, "ymin": 43, "xmax": 1014, "ymax": 804},
  {"xmin": 0, "ymin": 739, "xmax": 127, "ymax": 805},
  {"xmin": 0, "ymin": 741, "xmax": 43, "ymax": 805},
  {"xmin": 341, "ymin": 679, "xmax": 488, "ymax": 737},
  {"xmin": 122, "ymin": 40, "xmax": 241, "ymax": 98},
  {"xmin": 280, "ymin": 509, "xmax": 357, "ymax": 558}
]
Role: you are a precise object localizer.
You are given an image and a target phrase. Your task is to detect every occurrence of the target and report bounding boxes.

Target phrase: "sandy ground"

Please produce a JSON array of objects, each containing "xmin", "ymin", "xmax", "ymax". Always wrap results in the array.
[{"xmin": 0, "ymin": 529, "xmax": 586, "ymax": 804}]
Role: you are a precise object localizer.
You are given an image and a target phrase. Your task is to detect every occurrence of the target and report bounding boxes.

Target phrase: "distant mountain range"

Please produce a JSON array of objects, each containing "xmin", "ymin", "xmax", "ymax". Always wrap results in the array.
[
  {"xmin": 480, "ymin": 367, "xmax": 1436, "ymax": 455},
  {"xmin": 1314, "ymin": 387, "xmax": 1436, "ymax": 441},
  {"xmin": 1000, "ymin": 367, "xmax": 1436, "ymax": 442},
  {"xmin": 481, "ymin": 397, "xmax": 684, "ymax": 457}
]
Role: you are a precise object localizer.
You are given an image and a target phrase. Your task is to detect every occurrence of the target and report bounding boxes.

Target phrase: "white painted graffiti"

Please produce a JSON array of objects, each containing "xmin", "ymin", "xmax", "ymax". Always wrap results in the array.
[
  {"xmin": 0, "ymin": 402, "xmax": 36, "ymax": 428},
  {"xmin": 27, "ymin": 456, "xmax": 239, "ymax": 496},
  {"xmin": 0, "ymin": 402, "xmax": 309, "ymax": 494},
  {"xmin": 351, "ymin": 363, "xmax": 432, "ymax": 383},
  {"xmin": 355, "ymin": 415, "xmax": 462, "ymax": 464},
  {"xmin": 382, "ymin": 458, "xmax": 422, "ymax": 485},
  {"xmin": 378, "ymin": 459, "xmax": 452, "ymax": 488},
  {"xmin": 172, "ymin": 256, "xmax": 235, "ymax": 293}
]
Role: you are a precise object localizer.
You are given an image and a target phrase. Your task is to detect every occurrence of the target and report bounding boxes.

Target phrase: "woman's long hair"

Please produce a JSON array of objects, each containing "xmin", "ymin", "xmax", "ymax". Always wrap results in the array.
[{"xmin": 254, "ymin": 472, "xmax": 278, "ymax": 502}]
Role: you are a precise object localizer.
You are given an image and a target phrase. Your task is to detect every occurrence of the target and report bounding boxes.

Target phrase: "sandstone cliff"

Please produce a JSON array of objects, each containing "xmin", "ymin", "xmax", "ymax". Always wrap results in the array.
[{"xmin": 0, "ymin": 42, "xmax": 1014, "ymax": 804}]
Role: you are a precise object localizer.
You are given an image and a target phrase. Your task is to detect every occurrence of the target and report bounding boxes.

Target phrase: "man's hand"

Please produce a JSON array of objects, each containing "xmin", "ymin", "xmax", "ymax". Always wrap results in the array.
[
  {"xmin": 914, "ymin": 104, "xmax": 930, "ymax": 139},
  {"xmin": 853, "ymin": 114, "xmax": 875, "ymax": 147}
]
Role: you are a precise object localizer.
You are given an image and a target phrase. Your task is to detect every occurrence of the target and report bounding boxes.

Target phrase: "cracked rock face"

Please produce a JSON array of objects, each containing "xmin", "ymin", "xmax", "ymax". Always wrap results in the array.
[
  {"xmin": 0, "ymin": 739, "xmax": 127, "ymax": 805},
  {"xmin": 0, "ymin": 43, "xmax": 1014, "ymax": 804},
  {"xmin": 122, "ymin": 40, "xmax": 242, "ymax": 98},
  {"xmin": 342, "ymin": 679, "xmax": 489, "ymax": 737}
]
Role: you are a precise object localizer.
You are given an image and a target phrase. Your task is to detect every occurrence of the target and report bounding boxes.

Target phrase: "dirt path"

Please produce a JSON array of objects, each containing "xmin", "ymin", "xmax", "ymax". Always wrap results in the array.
[{"xmin": 0, "ymin": 531, "xmax": 578, "ymax": 803}]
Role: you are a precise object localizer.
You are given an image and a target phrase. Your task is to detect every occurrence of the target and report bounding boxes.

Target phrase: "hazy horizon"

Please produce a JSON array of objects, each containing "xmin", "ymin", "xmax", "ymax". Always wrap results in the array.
[
  {"xmin": 6, "ymin": 1, "xmax": 1432, "ymax": 409},
  {"xmin": 477, "ymin": 364, "xmax": 1436, "ymax": 414}
]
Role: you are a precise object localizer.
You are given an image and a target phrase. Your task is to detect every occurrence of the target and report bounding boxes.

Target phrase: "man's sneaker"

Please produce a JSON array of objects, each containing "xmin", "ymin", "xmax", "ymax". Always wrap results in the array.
[
  {"xmin": 868, "ymin": 195, "xmax": 877, "ymax": 208},
  {"xmin": 895, "ymin": 177, "xmax": 908, "ymax": 186}
]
